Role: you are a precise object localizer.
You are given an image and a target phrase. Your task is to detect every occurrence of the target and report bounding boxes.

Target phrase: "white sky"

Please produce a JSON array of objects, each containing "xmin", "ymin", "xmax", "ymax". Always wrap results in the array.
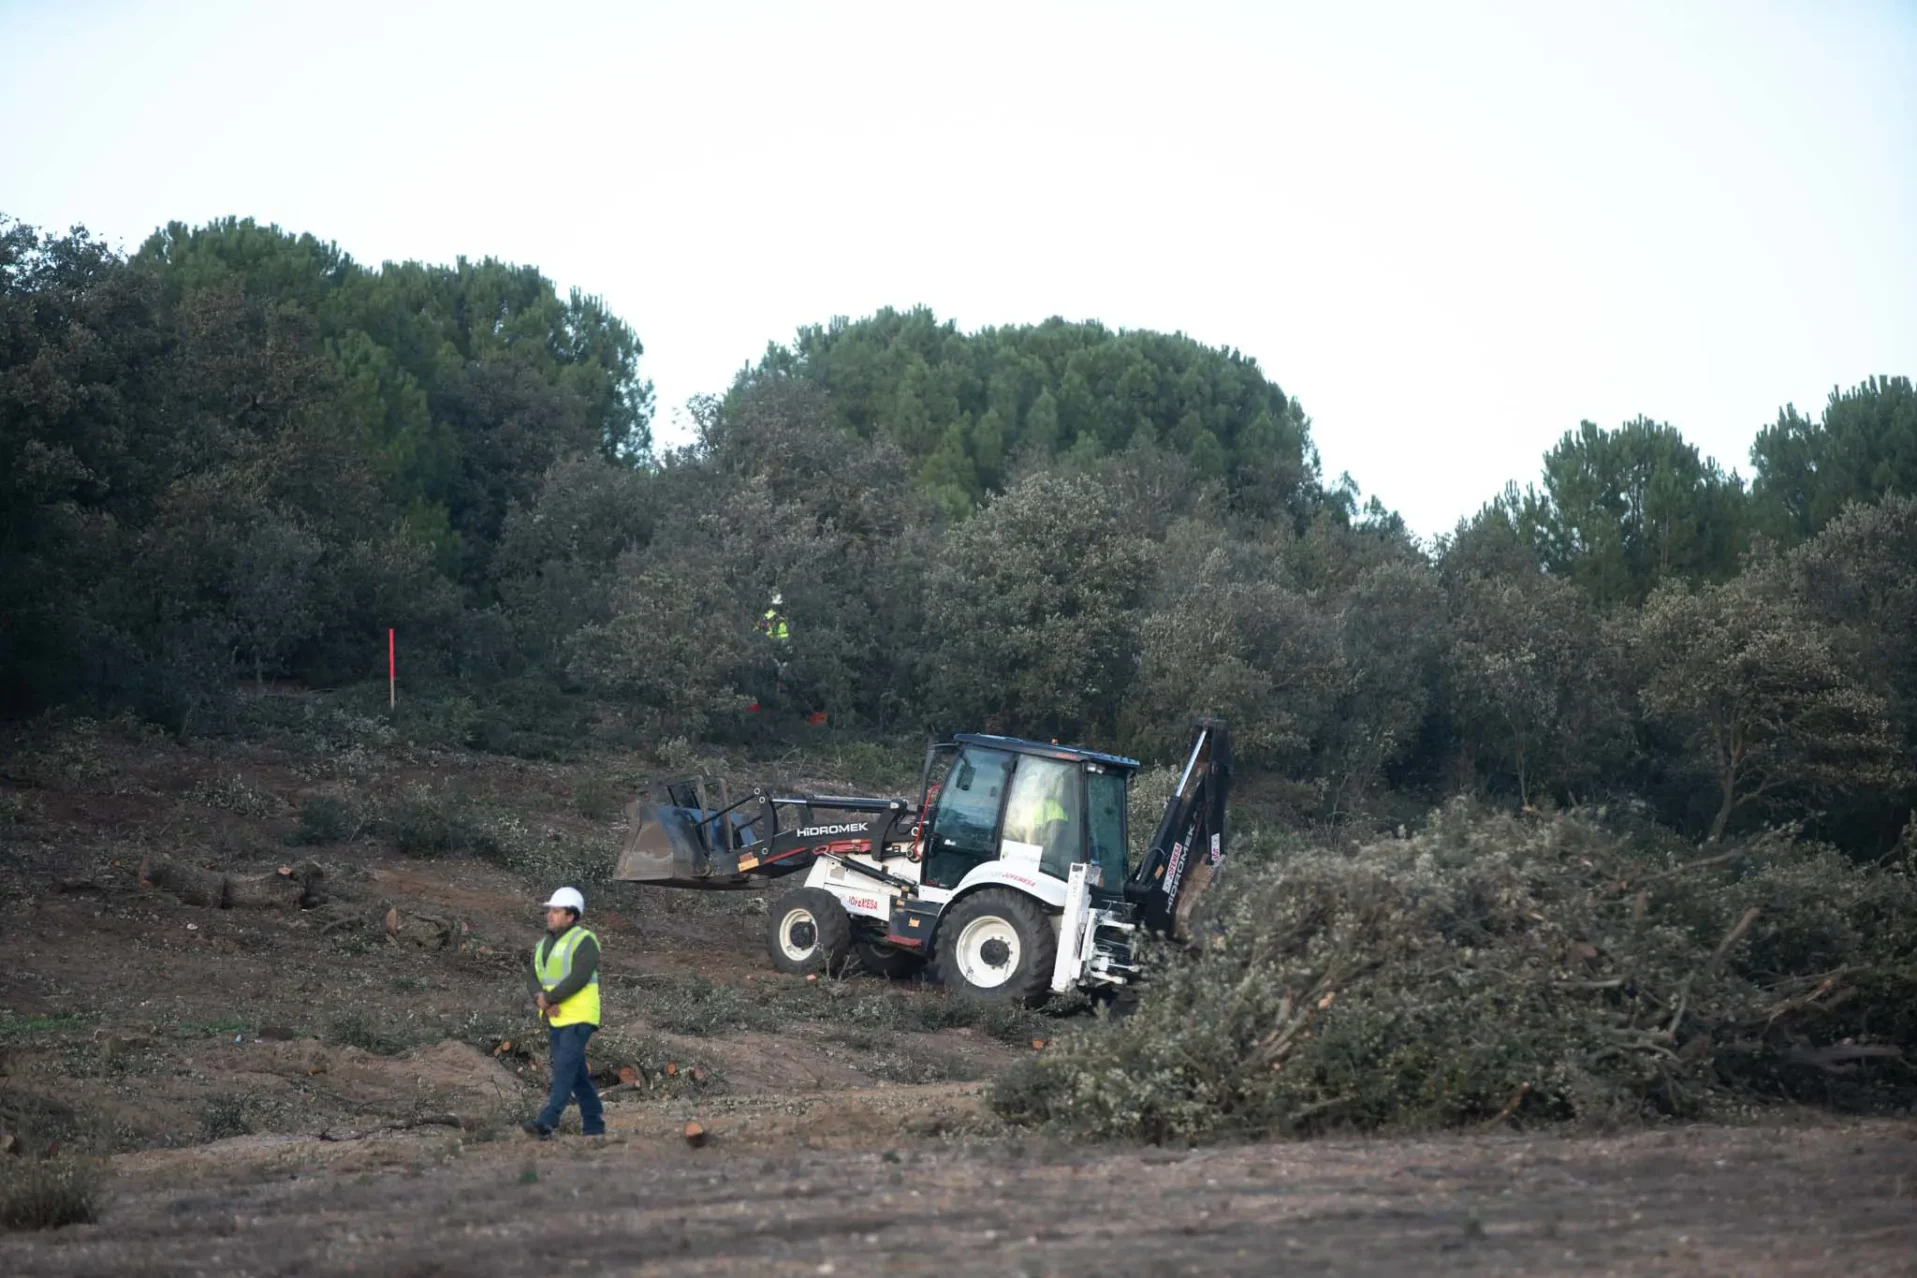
[{"xmin": 4, "ymin": 0, "xmax": 1913, "ymax": 538}]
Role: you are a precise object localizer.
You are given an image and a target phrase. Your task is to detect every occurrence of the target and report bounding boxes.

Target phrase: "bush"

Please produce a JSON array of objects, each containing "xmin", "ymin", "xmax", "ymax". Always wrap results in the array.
[
  {"xmin": 199, "ymin": 1095, "xmax": 251, "ymax": 1141},
  {"xmin": 992, "ymin": 802, "xmax": 1917, "ymax": 1143},
  {"xmin": 326, "ymin": 1012, "xmax": 412, "ymax": 1057},
  {"xmin": 385, "ymin": 786, "xmax": 505, "ymax": 859},
  {"xmin": 379, "ymin": 783, "xmax": 613, "ymax": 887},
  {"xmin": 572, "ymin": 774, "xmax": 628, "ymax": 822},
  {"xmin": 186, "ymin": 775, "xmax": 280, "ymax": 818},
  {"xmin": 285, "ymin": 795, "xmax": 366, "ymax": 845},
  {"xmin": 0, "ymin": 1157, "xmax": 98, "ymax": 1231}
]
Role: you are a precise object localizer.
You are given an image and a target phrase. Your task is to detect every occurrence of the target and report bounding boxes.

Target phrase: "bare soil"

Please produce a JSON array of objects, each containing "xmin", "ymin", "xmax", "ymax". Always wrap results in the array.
[{"xmin": 3, "ymin": 716, "xmax": 1915, "ymax": 1275}]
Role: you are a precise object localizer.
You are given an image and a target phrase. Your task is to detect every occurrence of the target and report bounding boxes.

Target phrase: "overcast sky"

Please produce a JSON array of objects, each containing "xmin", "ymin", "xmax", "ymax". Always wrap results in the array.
[{"xmin": 4, "ymin": 0, "xmax": 1912, "ymax": 537}]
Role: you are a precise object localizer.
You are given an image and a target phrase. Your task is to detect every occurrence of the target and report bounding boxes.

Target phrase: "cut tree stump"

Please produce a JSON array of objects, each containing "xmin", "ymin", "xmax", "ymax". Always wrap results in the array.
[{"xmin": 682, "ymin": 1120, "xmax": 707, "ymax": 1148}]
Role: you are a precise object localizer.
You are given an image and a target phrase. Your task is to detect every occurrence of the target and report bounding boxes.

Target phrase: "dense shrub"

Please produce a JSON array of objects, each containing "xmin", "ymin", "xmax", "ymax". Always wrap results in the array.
[
  {"xmin": 993, "ymin": 803, "xmax": 1917, "ymax": 1143},
  {"xmin": 0, "ymin": 1157, "xmax": 98, "ymax": 1231},
  {"xmin": 285, "ymin": 795, "xmax": 364, "ymax": 845}
]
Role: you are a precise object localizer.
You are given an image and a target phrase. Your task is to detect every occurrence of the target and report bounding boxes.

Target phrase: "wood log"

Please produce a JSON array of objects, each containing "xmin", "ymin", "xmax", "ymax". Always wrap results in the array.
[
  {"xmin": 140, "ymin": 857, "xmax": 326, "ymax": 910},
  {"xmin": 682, "ymin": 1120, "xmax": 707, "ymax": 1148}
]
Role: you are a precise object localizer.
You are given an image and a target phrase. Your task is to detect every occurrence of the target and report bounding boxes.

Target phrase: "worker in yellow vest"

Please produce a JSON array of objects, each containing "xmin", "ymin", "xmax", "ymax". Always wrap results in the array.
[
  {"xmin": 758, "ymin": 591, "xmax": 792, "ymax": 694},
  {"xmin": 522, "ymin": 886, "xmax": 604, "ymax": 1139},
  {"xmin": 759, "ymin": 591, "xmax": 790, "ymax": 646}
]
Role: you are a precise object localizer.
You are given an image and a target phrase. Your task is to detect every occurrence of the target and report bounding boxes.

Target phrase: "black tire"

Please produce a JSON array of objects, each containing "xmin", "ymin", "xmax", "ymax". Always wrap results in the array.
[
  {"xmin": 931, "ymin": 888, "xmax": 1057, "ymax": 1005},
  {"xmin": 766, "ymin": 887, "xmax": 853, "ymax": 975},
  {"xmin": 853, "ymin": 938, "xmax": 927, "ymax": 981}
]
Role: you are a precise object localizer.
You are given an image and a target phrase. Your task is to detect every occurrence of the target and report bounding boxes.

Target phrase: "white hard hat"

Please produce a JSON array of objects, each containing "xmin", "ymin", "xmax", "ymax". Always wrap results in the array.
[
  {"xmin": 770, "ymin": 591, "xmax": 783, "ymax": 606},
  {"xmin": 542, "ymin": 886, "xmax": 586, "ymax": 915}
]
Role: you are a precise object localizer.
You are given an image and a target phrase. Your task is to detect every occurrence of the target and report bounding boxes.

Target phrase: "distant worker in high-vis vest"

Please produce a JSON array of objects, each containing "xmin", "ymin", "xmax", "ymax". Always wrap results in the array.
[
  {"xmin": 760, "ymin": 591, "xmax": 790, "ymax": 647},
  {"xmin": 759, "ymin": 591, "xmax": 791, "ymax": 692},
  {"xmin": 522, "ymin": 886, "xmax": 604, "ymax": 1139}
]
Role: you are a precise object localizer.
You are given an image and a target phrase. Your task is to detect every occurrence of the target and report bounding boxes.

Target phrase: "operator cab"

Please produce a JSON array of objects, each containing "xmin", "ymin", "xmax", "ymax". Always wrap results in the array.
[{"xmin": 918, "ymin": 735, "xmax": 1137, "ymax": 896}]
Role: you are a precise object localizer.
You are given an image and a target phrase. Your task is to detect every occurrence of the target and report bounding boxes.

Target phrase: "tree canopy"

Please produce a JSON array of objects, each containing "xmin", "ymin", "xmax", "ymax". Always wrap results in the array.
[
  {"xmin": 736, "ymin": 307, "xmax": 1334, "ymax": 524},
  {"xmin": 4, "ymin": 210, "xmax": 1915, "ymax": 858}
]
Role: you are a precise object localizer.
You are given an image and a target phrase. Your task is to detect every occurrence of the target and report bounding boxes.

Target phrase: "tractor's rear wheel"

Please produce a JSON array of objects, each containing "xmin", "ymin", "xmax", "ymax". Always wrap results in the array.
[
  {"xmin": 853, "ymin": 938, "xmax": 926, "ymax": 981},
  {"xmin": 932, "ymin": 889, "xmax": 1057, "ymax": 1005},
  {"xmin": 766, "ymin": 887, "xmax": 852, "ymax": 975}
]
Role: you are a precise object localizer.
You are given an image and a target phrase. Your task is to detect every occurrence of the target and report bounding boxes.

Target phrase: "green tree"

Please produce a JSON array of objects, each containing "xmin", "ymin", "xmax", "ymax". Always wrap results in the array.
[
  {"xmin": 1520, "ymin": 417, "xmax": 1747, "ymax": 606},
  {"xmin": 1638, "ymin": 577, "xmax": 1902, "ymax": 841},
  {"xmin": 1443, "ymin": 571, "xmax": 1631, "ymax": 808},
  {"xmin": 1437, "ymin": 487, "xmax": 1540, "ymax": 583},
  {"xmin": 568, "ymin": 551, "xmax": 755, "ymax": 740},
  {"xmin": 493, "ymin": 453, "xmax": 657, "ymax": 674},
  {"xmin": 734, "ymin": 308, "xmax": 1331, "ymax": 522},
  {"xmin": 1751, "ymin": 376, "xmax": 1917, "ymax": 542},
  {"xmin": 920, "ymin": 471, "xmax": 1148, "ymax": 738},
  {"xmin": 1784, "ymin": 495, "xmax": 1917, "ymax": 737},
  {"xmin": 1122, "ymin": 520, "xmax": 1341, "ymax": 768},
  {"xmin": 1324, "ymin": 560, "xmax": 1446, "ymax": 813}
]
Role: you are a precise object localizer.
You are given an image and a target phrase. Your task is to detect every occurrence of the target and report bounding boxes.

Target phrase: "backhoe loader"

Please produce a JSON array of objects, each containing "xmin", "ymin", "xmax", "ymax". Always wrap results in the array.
[{"xmin": 614, "ymin": 720, "xmax": 1231, "ymax": 1003}]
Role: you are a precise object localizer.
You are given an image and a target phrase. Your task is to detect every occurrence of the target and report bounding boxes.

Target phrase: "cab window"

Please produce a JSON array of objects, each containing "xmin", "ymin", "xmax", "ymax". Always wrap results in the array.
[
  {"xmin": 1001, "ymin": 756, "xmax": 1083, "ymax": 881},
  {"xmin": 925, "ymin": 747, "xmax": 1015, "ymax": 888},
  {"xmin": 1085, "ymin": 768, "xmax": 1127, "ymax": 892}
]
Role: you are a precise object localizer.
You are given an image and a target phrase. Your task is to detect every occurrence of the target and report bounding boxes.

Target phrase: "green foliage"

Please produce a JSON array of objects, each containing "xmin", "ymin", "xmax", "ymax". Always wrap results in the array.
[
  {"xmin": 198, "ymin": 1094, "xmax": 252, "ymax": 1141},
  {"xmin": 385, "ymin": 785, "xmax": 502, "ymax": 859},
  {"xmin": 186, "ymin": 775, "xmax": 279, "ymax": 818},
  {"xmin": 285, "ymin": 794, "xmax": 366, "ymax": 845},
  {"xmin": 0, "ymin": 1156, "xmax": 99, "ymax": 1231},
  {"xmin": 0, "ymin": 214, "xmax": 648, "ymax": 723},
  {"xmin": 1444, "ymin": 571, "xmax": 1632, "ymax": 808},
  {"xmin": 1121, "ymin": 520, "xmax": 1339, "ymax": 768},
  {"xmin": 325, "ymin": 1011, "xmax": 412, "ymax": 1057},
  {"xmin": 377, "ymin": 781, "xmax": 609, "ymax": 887},
  {"xmin": 1519, "ymin": 418, "xmax": 1747, "ymax": 606},
  {"xmin": 1322, "ymin": 560, "xmax": 1445, "ymax": 809},
  {"xmin": 920, "ymin": 471, "xmax": 1149, "ymax": 738},
  {"xmin": 0, "ymin": 1012, "xmax": 94, "ymax": 1043},
  {"xmin": 5, "ymin": 209, "xmax": 1914, "ymax": 864},
  {"xmin": 1784, "ymin": 495, "xmax": 1917, "ymax": 743},
  {"xmin": 1637, "ymin": 576, "xmax": 1904, "ymax": 840},
  {"xmin": 739, "ymin": 307, "xmax": 1331, "ymax": 521},
  {"xmin": 568, "ymin": 553, "xmax": 755, "ymax": 740},
  {"xmin": 1752, "ymin": 376, "xmax": 1917, "ymax": 542},
  {"xmin": 993, "ymin": 804, "xmax": 1917, "ymax": 1143}
]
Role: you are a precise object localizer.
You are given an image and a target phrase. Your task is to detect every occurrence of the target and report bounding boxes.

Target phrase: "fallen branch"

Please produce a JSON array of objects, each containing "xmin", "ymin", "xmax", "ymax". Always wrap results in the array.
[
  {"xmin": 315, "ymin": 1112, "xmax": 466, "ymax": 1142},
  {"xmin": 1634, "ymin": 848, "xmax": 1746, "ymax": 887},
  {"xmin": 1484, "ymin": 1081, "xmax": 1531, "ymax": 1127},
  {"xmin": 1710, "ymin": 907, "xmax": 1760, "ymax": 966},
  {"xmin": 1783, "ymin": 1044, "xmax": 1904, "ymax": 1075}
]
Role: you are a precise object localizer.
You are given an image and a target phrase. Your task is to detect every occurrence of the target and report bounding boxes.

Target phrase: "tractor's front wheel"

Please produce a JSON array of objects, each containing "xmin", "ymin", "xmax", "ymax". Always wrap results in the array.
[
  {"xmin": 766, "ymin": 887, "xmax": 852, "ymax": 975},
  {"xmin": 932, "ymin": 889, "xmax": 1057, "ymax": 1005}
]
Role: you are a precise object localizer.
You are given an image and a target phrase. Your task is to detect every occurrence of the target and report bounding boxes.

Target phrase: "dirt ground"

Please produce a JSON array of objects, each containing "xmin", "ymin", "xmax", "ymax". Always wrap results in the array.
[
  {"xmin": 4, "ymin": 1110, "xmax": 1914, "ymax": 1275},
  {"xmin": 4, "ymin": 715, "xmax": 1916, "ymax": 1275}
]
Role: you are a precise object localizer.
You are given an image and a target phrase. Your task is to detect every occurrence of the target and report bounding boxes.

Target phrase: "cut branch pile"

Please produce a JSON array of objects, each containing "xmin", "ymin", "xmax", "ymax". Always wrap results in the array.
[{"xmin": 993, "ymin": 801, "xmax": 1917, "ymax": 1143}]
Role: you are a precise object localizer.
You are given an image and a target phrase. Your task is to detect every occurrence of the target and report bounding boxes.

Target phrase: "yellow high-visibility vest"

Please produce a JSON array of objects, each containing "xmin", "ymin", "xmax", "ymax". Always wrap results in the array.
[
  {"xmin": 533, "ymin": 925, "xmax": 601, "ymax": 1027},
  {"xmin": 763, "ymin": 609, "xmax": 790, "ymax": 644}
]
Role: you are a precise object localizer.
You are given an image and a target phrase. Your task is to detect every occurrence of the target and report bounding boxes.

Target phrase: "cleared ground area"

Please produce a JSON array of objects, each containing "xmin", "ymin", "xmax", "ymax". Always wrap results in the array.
[{"xmin": 4, "ymin": 1108, "xmax": 1915, "ymax": 1276}]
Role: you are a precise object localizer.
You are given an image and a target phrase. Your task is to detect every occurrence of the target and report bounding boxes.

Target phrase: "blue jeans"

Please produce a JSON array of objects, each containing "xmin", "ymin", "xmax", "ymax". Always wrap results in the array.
[{"xmin": 536, "ymin": 1023, "xmax": 604, "ymax": 1135}]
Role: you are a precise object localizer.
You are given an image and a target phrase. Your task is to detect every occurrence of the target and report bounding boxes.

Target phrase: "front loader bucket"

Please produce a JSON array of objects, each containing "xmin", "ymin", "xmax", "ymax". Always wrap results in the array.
[
  {"xmin": 614, "ymin": 779, "xmax": 759, "ymax": 888},
  {"xmin": 614, "ymin": 798, "xmax": 708, "ymax": 883}
]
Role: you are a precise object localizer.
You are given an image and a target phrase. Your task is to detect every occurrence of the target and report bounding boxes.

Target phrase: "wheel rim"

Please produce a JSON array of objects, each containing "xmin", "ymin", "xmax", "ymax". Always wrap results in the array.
[
  {"xmin": 778, "ymin": 907, "xmax": 819, "ymax": 962},
  {"xmin": 954, "ymin": 915, "xmax": 1021, "ymax": 989}
]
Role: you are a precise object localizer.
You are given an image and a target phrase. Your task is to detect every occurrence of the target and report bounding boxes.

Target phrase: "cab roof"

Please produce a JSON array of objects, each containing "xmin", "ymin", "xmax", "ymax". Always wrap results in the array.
[{"xmin": 952, "ymin": 733, "xmax": 1140, "ymax": 772}]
